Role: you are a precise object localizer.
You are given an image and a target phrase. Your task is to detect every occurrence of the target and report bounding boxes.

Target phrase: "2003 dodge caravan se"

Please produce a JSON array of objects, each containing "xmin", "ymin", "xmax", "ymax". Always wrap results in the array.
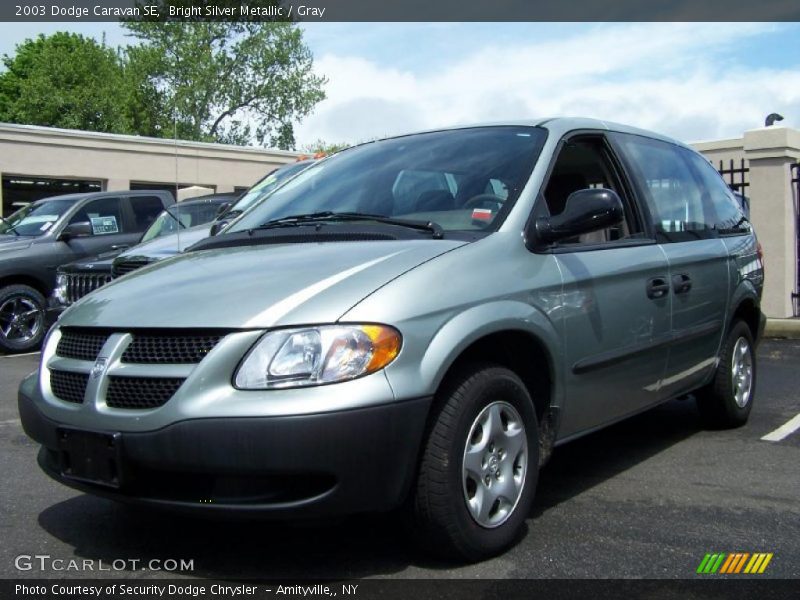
[{"xmin": 19, "ymin": 118, "xmax": 764, "ymax": 560}]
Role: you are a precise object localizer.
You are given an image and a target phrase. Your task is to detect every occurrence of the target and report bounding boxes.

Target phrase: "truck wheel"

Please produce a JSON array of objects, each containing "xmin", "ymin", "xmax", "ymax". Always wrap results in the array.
[
  {"xmin": 696, "ymin": 320, "xmax": 756, "ymax": 429},
  {"xmin": 0, "ymin": 284, "xmax": 46, "ymax": 354},
  {"xmin": 413, "ymin": 363, "xmax": 539, "ymax": 561}
]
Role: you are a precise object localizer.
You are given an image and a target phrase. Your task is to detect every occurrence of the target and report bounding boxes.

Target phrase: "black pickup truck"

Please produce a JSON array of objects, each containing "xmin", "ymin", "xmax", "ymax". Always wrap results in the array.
[
  {"xmin": 50, "ymin": 159, "xmax": 317, "ymax": 320},
  {"xmin": 0, "ymin": 190, "xmax": 174, "ymax": 353}
]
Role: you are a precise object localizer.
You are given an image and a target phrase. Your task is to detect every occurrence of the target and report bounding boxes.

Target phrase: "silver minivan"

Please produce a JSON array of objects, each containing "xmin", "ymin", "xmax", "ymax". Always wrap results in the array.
[{"xmin": 19, "ymin": 118, "xmax": 764, "ymax": 561}]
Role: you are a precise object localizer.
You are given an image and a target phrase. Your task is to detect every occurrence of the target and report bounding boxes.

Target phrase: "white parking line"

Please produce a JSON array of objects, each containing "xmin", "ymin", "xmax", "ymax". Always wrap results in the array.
[
  {"xmin": 761, "ymin": 413, "xmax": 800, "ymax": 442},
  {"xmin": 0, "ymin": 419, "xmax": 20, "ymax": 426},
  {"xmin": 0, "ymin": 351, "xmax": 40, "ymax": 358}
]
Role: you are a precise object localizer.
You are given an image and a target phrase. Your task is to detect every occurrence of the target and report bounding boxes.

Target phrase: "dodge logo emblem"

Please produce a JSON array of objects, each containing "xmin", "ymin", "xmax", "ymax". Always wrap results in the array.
[{"xmin": 90, "ymin": 358, "xmax": 108, "ymax": 380}]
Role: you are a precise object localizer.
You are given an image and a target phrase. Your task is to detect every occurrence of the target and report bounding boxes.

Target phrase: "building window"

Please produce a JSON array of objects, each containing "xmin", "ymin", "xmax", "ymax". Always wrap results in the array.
[{"xmin": 2, "ymin": 175, "xmax": 101, "ymax": 217}]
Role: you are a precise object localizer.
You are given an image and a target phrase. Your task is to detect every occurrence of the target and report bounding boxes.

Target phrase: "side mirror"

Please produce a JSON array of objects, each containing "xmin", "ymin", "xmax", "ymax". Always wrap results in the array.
[
  {"xmin": 209, "ymin": 220, "xmax": 229, "ymax": 237},
  {"xmin": 58, "ymin": 222, "xmax": 93, "ymax": 241},
  {"xmin": 533, "ymin": 188, "xmax": 624, "ymax": 245},
  {"xmin": 215, "ymin": 202, "xmax": 232, "ymax": 217}
]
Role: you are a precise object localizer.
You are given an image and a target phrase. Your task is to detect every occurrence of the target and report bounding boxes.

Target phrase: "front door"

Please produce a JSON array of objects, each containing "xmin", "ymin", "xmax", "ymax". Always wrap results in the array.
[
  {"xmin": 60, "ymin": 196, "xmax": 140, "ymax": 259},
  {"xmin": 541, "ymin": 134, "xmax": 672, "ymax": 439}
]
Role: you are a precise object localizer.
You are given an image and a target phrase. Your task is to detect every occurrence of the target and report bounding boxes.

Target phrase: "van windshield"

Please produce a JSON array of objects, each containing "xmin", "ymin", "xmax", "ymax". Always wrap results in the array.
[
  {"xmin": 0, "ymin": 198, "xmax": 76, "ymax": 237},
  {"xmin": 232, "ymin": 160, "xmax": 315, "ymax": 215},
  {"xmin": 230, "ymin": 127, "xmax": 546, "ymax": 234}
]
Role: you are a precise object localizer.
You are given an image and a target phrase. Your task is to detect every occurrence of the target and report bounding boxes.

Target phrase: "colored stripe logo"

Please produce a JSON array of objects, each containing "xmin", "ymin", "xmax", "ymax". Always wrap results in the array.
[{"xmin": 697, "ymin": 553, "xmax": 773, "ymax": 574}]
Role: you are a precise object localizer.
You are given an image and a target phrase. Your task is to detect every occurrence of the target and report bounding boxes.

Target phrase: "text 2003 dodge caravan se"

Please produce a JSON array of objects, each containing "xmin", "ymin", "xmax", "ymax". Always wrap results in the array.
[{"xmin": 19, "ymin": 119, "xmax": 764, "ymax": 560}]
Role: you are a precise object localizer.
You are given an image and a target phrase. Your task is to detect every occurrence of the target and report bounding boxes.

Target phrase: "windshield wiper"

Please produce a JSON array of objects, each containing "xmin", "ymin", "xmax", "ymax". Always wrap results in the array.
[
  {"xmin": 0, "ymin": 216, "xmax": 19, "ymax": 236},
  {"xmin": 251, "ymin": 211, "xmax": 444, "ymax": 239}
]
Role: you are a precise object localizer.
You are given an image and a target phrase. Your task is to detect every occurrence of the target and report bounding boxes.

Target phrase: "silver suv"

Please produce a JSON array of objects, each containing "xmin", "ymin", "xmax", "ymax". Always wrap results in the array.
[{"xmin": 19, "ymin": 119, "xmax": 764, "ymax": 561}]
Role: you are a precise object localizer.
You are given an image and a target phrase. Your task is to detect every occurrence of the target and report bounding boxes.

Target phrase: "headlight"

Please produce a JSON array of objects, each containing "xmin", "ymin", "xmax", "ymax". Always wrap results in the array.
[
  {"xmin": 53, "ymin": 273, "xmax": 68, "ymax": 305},
  {"xmin": 235, "ymin": 324, "xmax": 401, "ymax": 389}
]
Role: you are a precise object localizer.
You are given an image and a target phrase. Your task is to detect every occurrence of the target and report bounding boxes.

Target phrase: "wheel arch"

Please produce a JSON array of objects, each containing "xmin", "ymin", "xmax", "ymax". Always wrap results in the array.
[
  {"xmin": 0, "ymin": 274, "xmax": 49, "ymax": 298},
  {"xmin": 728, "ymin": 282, "xmax": 762, "ymax": 342},
  {"xmin": 418, "ymin": 300, "xmax": 563, "ymax": 430}
]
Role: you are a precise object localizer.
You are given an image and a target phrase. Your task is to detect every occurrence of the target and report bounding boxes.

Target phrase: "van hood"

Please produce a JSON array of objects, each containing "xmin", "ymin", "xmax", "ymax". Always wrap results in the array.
[{"xmin": 61, "ymin": 239, "xmax": 467, "ymax": 329}]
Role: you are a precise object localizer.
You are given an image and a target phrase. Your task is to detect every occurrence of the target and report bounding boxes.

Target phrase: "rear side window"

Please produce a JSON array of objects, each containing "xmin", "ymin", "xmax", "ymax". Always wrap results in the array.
[
  {"xmin": 615, "ymin": 135, "xmax": 714, "ymax": 241},
  {"xmin": 69, "ymin": 197, "xmax": 124, "ymax": 235},
  {"xmin": 681, "ymin": 149, "xmax": 751, "ymax": 235},
  {"xmin": 130, "ymin": 195, "xmax": 166, "ymax": 232}
]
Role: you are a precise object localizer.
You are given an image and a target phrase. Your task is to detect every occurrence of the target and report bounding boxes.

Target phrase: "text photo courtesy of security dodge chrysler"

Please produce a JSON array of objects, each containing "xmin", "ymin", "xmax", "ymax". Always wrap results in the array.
[{"xmin": 19, "ymin": 118, "xmax": 764, "ymax": 561}]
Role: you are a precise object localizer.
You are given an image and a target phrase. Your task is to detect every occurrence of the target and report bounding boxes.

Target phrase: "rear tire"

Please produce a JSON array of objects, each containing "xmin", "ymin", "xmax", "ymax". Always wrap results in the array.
[
  {"xmin": 412, "ymin": 363, "xmax": 539, "ymax": 561},
  {"xmin": 696, "ymin": 320, "xmax": 755, "ymax": 429},
  {"xmin": 0, "ymin": 284, "xmax": 46, "ymax": 354}
]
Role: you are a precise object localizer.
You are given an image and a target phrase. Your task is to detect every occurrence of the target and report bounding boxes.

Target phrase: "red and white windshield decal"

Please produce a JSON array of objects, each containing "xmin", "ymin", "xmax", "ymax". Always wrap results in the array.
[{"xmin": 471, "ymin": 208, "xmax": 493, "ymax": 221}]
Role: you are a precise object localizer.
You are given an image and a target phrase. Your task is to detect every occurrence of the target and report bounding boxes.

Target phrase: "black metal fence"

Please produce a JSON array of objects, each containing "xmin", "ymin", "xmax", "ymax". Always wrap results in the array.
[
  {"xmin": 717, "ymin": 158, "xmax": 750, "ymax": 195},
  {"xmin": 793, "ymin": 163, "xmax": 800, "ymax": 317}
]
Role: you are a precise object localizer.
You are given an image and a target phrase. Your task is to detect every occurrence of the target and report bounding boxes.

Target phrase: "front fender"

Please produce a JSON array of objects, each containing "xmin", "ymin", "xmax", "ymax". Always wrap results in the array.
[{"xmin": 383, "ymin": 300, "xmax": 564, "ymax": 407}]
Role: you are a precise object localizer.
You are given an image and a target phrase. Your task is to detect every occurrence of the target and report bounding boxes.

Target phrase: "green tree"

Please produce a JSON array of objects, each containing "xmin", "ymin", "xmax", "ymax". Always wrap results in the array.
[
  {"xmin": 0, "ymin": 33, "xmax": 133, "ymax": 133},
  {"xmin": 123, "ymin": 19, "xmax": 326, "ymax": 149},
  {"xmin": 302, "ymin": 139, "xmax": 351, "ymax": 155}
]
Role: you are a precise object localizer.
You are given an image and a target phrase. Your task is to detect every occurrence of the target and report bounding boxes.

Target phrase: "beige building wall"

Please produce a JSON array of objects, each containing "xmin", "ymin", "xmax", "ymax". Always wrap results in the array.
[
  {"xmin": 693, "ymin": 127, "xmax": 800, "ymax": 319},
  {"xmin": 0, "ymin": 122, "xmax": 300, "ymax": 199}
]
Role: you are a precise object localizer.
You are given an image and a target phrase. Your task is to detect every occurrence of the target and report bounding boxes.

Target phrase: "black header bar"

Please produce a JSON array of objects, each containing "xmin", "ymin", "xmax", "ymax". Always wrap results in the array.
[{"xmin": 2, "ymin": 0, "xmax": 800, "ymax": 23}]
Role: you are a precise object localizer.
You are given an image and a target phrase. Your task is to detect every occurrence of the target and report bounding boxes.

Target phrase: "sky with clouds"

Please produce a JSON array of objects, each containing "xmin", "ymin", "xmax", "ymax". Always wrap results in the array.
[{"xmin": 0, "ymin": 22, "xmax": 798, "ymax": 148}]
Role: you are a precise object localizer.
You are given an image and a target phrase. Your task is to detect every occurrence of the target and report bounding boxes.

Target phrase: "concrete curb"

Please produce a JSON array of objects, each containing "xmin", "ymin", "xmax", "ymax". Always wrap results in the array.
[{"xmin": 765, "ymin": 318, "xmax": 800, "ymax": 339}]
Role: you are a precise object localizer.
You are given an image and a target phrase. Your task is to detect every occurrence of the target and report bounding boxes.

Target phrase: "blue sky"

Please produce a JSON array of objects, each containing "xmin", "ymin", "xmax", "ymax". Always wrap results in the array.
[{"xmin": 0, "ymin": 22, "xmax": 798, "ymax": 147}]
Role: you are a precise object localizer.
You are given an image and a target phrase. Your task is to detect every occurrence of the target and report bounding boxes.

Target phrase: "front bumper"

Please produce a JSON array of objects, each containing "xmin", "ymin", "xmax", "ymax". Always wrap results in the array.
[{"xmin": 19, "ymin": 382, "xmax": 431, "ymax": 517}]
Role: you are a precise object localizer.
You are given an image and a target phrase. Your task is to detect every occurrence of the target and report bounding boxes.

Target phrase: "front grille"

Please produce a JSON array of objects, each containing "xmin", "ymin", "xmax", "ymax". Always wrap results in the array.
[
  {"xmin": 106, "ymin": 376, "xmax": 184, "ymax": 409},
  {"xmin": 50, "ymin": 370, "xmax": 88, "ymax": 404},
  {"xmin": 56, "ymin": 329, "xmax": 109, "ymax": 361},
  {"xmin": 122, "ymin": 334, "xmax": 224, "ymax": 364},
  {"xmin": 65, "ymin": 272, "xmax": 112, "ymax": 304},
  {"xmin": 111, "ymin": 258, "xmax": 151, "ymax": 279}
]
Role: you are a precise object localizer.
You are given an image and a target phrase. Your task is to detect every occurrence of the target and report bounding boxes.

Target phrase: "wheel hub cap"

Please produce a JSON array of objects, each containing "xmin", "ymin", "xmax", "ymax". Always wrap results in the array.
[
  {"xmin": 462, "ymin": 401, "xmax": 528, "ymax": 529},
  {"xmin": 731, "ymin": 337, "xmax": 753, "ymax": 408},
  {"xmin": 0, "ymin": 296, "xmax": 43, "ymax": 343}
]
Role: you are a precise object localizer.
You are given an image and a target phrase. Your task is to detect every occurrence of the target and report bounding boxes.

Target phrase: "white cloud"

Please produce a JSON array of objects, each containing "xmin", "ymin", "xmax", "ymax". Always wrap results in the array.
[{"xmin": 295, "ymin": 23, "xmax": 800, "ymax": 148}]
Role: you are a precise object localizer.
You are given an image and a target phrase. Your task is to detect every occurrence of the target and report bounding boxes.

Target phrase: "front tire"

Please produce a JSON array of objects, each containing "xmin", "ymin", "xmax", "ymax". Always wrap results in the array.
[
  {"xmin": 412, "ymin": 363, "xmax": 539, "ymax": 561},
  {"xmin": 0, "ymin": 284, "xmax": 46, "ymax": 354},
  {"xmin": 696, "ymin": 320, "xmax": 756, "ymax": 428}
]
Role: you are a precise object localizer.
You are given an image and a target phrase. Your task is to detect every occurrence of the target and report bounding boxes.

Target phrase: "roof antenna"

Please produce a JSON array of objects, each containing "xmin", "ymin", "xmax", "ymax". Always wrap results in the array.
[
  {"xmin": 174, "ymin": 114, "xmax": 180, "ymax": 252},
  {"xmin": 765, "ymin": 113, "xmax": 784, "ymax": 127}
]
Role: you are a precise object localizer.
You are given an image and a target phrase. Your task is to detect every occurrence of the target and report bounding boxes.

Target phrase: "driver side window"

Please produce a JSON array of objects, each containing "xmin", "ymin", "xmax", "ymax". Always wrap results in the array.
[
  {"xmin": 543, "ymin": 137, "xmax": 635, "ymax": 245},
  {"xmin": 69, "ymin": 197, "xmax": 124, "ymax": 235}
]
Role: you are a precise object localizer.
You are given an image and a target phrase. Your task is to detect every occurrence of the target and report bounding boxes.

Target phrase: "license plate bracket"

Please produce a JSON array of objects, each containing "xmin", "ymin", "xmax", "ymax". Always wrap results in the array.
[{"xmin": 57, "ymin": 428, "xmax": 123, "ymax": 488}]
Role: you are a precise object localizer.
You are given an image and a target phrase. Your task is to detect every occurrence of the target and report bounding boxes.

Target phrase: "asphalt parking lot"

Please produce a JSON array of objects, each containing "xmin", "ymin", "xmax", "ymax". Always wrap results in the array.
[{"xmin": 1, "ymin": 340, "xmax": 798, "ymax": 580}]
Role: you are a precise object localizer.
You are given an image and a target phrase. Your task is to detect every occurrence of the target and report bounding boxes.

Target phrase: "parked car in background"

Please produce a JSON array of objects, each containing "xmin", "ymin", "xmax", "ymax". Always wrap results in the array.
[
  {"xmin": 51, "ymin": 193, "xmax": 238, "ymax": 316},
  {"xmin": 20, "ymin": 119, "xmax": 764, "ymax": 561},
  {"xmin": 0, "ymin": 190, "xmax": 174, "ymax": 353},
  {"xmin": 50, "ymin": 160, "xmax": 317, "ymax": 316},
  {"xmin": 213, "ymin": 159, "xmax": 316, "ymax": 225}
]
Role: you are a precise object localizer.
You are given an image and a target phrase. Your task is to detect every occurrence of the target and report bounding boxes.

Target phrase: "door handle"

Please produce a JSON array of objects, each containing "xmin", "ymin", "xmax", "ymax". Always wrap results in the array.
[
  {"xmin": 646, "ymin": 276, "xmax": 670, "ymax": 299},
  {"xmin": 110, "ymin": 245, "xmax": 130, "ymax": 251},
  {"xmin": 672, "ymin": 273, "xmax": 692, "ymax": 294}
]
